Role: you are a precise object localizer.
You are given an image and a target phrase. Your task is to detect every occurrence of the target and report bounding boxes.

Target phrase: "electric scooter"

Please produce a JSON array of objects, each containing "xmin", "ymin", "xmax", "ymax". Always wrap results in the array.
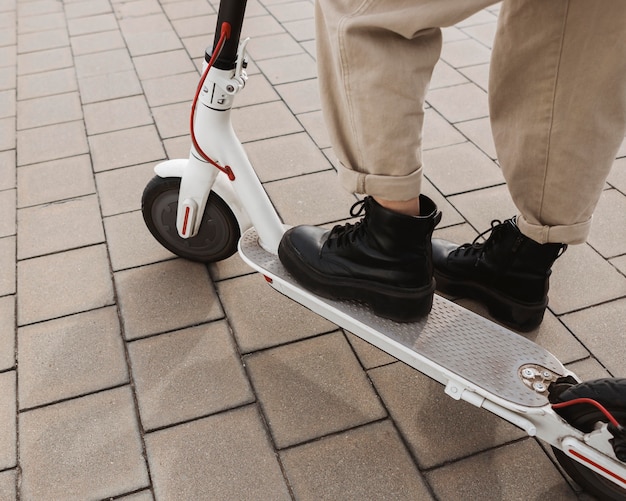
[{"xmin": 141, "ymin": 1, "xmax": 626, "ymax": 498}]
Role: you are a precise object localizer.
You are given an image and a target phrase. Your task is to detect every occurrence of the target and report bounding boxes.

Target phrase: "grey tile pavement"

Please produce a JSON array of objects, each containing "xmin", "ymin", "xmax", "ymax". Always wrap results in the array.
[{"xmin": 2, "ymin": 0, "xmax": 625, "ymax": 499}]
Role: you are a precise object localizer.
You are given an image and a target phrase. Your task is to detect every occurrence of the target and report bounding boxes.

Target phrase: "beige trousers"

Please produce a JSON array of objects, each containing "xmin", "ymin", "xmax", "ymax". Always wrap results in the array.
[{"xmin": 316, "ymin": 0, "xmax": 626, "ymax": 244}]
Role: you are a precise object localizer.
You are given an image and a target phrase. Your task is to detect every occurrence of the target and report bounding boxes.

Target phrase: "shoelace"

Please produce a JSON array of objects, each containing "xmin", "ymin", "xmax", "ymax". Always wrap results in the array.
[
  {"xmin": 326, "ymin": 198, "xmax": 370, "ymax": 249},
  {"xmin": 452, "ymin": 219, "xmax": 506, "ymax": 257}
]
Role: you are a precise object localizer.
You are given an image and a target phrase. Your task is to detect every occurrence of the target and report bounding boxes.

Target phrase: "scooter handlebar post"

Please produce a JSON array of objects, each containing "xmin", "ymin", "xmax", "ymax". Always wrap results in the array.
[{"xmin": 210, "ymin": 0, "xmax": 248, "ymax": 69}]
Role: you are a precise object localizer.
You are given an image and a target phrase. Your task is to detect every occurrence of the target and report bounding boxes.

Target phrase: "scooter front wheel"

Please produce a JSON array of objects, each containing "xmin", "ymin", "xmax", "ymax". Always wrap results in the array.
[
  {"xmin": 142, "ymin": 175, "xmax": 240, "ymax": 263},
  {"xmin": 551, "ymin": 378, "xmax": 626, "ymax": 500}
]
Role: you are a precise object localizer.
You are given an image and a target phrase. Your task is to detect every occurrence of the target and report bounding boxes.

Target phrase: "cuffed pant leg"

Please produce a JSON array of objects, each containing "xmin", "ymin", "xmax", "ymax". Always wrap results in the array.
[
  {"xmin": 490, "ymin": 0, "xmax": 626, "ymax": 244},
  {"xmin": 316, "ymin": 0, "xmax": 497, "ymax": 201}
]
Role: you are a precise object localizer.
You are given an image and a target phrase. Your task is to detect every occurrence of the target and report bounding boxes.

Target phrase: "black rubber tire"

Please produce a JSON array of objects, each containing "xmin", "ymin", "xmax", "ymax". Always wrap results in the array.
[
  {"xmin": 551, "ymin": 378, "xmax": 626, "ymax": 501},
  {"xmin": 141, "ymin": 176, "xmax": 240, "ymax": 263}
]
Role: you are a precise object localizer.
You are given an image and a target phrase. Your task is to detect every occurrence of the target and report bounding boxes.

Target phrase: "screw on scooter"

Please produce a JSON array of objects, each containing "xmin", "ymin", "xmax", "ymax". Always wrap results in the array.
[{"xmin": 140, "ymin": 0, "xmax": 626, "ymax": 498}]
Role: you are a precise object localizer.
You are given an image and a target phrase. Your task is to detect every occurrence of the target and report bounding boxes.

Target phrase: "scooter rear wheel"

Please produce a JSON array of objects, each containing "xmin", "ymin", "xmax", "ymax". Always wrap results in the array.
[
  {"xmin": 142, "ymin": 175, "xmax": 240, "ymax": 263},
  {"xmin": 551, "ymin": 378, "xmax": 626, "ymax": 500}
]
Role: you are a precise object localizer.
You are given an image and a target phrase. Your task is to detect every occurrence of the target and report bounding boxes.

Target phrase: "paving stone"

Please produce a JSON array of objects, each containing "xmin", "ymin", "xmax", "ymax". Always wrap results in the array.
[
  {"xmin": 0, "ymin": 295, "xmax": 15, "ymax": 371},
  {"xmin": 19, "ymin": 386, "xmax": 149, "ymax": 500},
  {"xmin": 232, "ymin": 73, "xmax": 280, "ymax": 108},
  {"xmin": 440, "ymin": 37, "xmax": 492, "ymax": 68},
  {"xmin": 281, "ymin": 420, "xmax": 433, "ymax": 501},
  {"xmin": 0, "ymin": 236, "xmax": 16, "ymax": 296},
  {"xmin": 17, "ymin": 194, "xmax": 105, "ymax": 259},
  {"xmin": 95, "ymin": 162, "xmax": 155, "ymax": 216},
  {"xmin": 283, "ymin": 17, "xmax": 315, "ymax": 42},
  {"xmin": 83, "ymin": 95, "xmax": 152, "ymax": 136},
  {"xmin": 17, "ymin": 244, "xmax": 114, "ymax": 325},
  {"xmin": 151, "ymin": 101, "xmax": 190, "ymax": 139},
  {"xmin": 427, "ymin": 82, "xmax": 489, "ymax": 123},
  {"xmin": 128, "ymin": 321, "xmax": 253, "ymax": 430},
  {"xmin": 17, "ymin": 0, "xmax": 63, "ymax": 17},
  {"xmin": 17, "ymin": 13, "xmax": 65, "ymax": 35},
  {"xmin": 422, "ymin": 107, "xmax": 466, "ymax": 151},
  {"xmin": 17, "ymin": 155, "xmax": 95, "ymax": 207},
  {"xmin": 17, "ymin": 120, "xmax": 89, "ymax": 166},
  {"xmin": 244, "ymin": 132, "xmax": 331, "ymax": 182},
  {"xmin": 239, "ymin": 14, "xmax": 283, "ymax": 39},
  {"xmin": 0, "ymin": 469, "xmax": 16, "ymax": 501},
  {"xmin": 462, "ymin": 19, "xmax": 497, "ymax": 45},
  {"xmin": 18, "ymin": 307, "xmax": 128, "ymax": 409},
  {"xmin": 455, "ymin": 116, "xmax": 496, "ymax": 159},
  {"xmin": 446, "ymin": 183, "xmax": 517, "ymax": 231},
  {"xmin": 17, "ymin": 91, "xmax": 82, "ymax": 130},
  {"xmin": 105, "ymin": 210, "xmax": 175, "ymax": 271},
  {"xmin": 141, "ymin": 71, "xmax": 199, "ymax": 107},
  {"xmin": 424, "ymin": 142, "xmax": 504, "ymax": 196},
  {"xmin": 75, "ymin": 48, "xmax": 134, "ymax": 79},
  {"xmin": 265, "ymin": 0, "xmax": 314, "ymax": 23},
  {"xmin": 550, "ymin": 243, "xmax": 626, "ymax": 315},
  {"xmin": 217, "ymin": 273, "xmax": 336, "ymax": 353},
  {"xmin": 0, "ymin": 188, "xmax": 15, "ymax": 237},
  {"xmin": 78, "ymin": 68, "xmax": 143, "ymax": 104},
  {"xmin": 459, "ymin": 62, "xmax": 491, "ymax": 91},
  {"xmin": 255, "ymin": 52, "xmax": 317, "ymax": 85},
  {"xmin": 245, "ymin": 332, "xmax": 386, "ymax": 448},
  {"xmin": 561, "ymin": 298, "xmax": 626, "ymax": 377},
  {"xmin": 89, "ymin": 124, "xmax": 165, "ymax": 172},
  {"xmin": 161, "ymin": 0, "xmax": 214, "ymax": 20},
  {"xmin": 0, "ymin": 88, "xmax": 15, "ymax": 118},
  {"xmin": 17, "ymin": 67, "xmax": 77, "ymax": 100},
  {"xmin": 171, "ymin": 14, "xmax": 218, "ymax": 38},
  {"xmin": 368, "ymin": 361, "xmax": 526, "ymax": 469},
  {"xmin": 114, "ymin": 258, "xmax": 223, "ymax": 339},
  {"xmin": 17, "ymin": 28, "xmax": 69, "ymax": 54},
  {"xmin": 208, "ymin": 252, "xmax": 254, "ymax": 282},
  {"xmin": 67, "ymin": 13, "xmax": 118, "ymax": 36},
  {"xmin": 145, "ymin": 405, "xmax": 290, "ymax": 501},
  {"xmin": 133, "ymin": 49, "xmax": 196, "ymax": 81},
  {"xmin": 275, "ymin": 77, "xmax": 319, "ymax": 115},
  {"xmin": 587, "ymin": 188, "xmax": 626, "ymax": 258},
  {"xmin": 17, "ymin": 46, "xmax": 73, "ymax": 75},
  {"xmin": 0, "ymin": 370, "xmax": 16, "ymax": 470},
  {"xmin": 70, "ymin": 29, "xmax": 126, "ymax": 56},
  {"xmin": 246, "ymin": 32, "xmax": 303, "ymax": 61},
  {"xmin": 425, "ymin": 439, "xmax": 577, "ymax": 500},
  {"xmin": 0, "ymin": 47, "xmax": 16, "ymax": 70},
  {"xmin": 232, "ymin": 100, "xmax": 303, "ymax": 143},
  {"xmin": 113, "ymin": 0, "xmax": 163, "ymax": 19},
  {"xmin": 64, "ymin": 0, "xmax": 112, "ymax": 19},
  {"xmin": 0, "ymin": 116, "xmax": 15, "ymax": 151},
  {"xmin": 345, "ymin": 331, "xmax": 397, "ymax": 370},
  {"xmin": 297, "ymin": 109, "xmax": 331, "ymax": 149},
  {"xmin": 565, "ymin": 357, "xmax": 613, "ymax": 382},
  {"xmin": 116, "ymin": 490, "xmax": 154, "ymax": 501},
  {"xmin": 119, "ymin": 13, "xmax": 183, "ymax": 57},
  {"xmin": 0, "ymin": 66, "xmax": 15, "ymax": 92},
  {"xmin": 264, "ymin": 170, "xmax": 358, "ymax": 226}
]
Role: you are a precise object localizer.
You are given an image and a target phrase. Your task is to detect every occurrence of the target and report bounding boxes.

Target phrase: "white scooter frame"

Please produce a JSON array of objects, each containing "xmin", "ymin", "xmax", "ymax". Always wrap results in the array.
[{"xmin": 144, "ymin": 9, "xmax": 626, "ymax": 499}]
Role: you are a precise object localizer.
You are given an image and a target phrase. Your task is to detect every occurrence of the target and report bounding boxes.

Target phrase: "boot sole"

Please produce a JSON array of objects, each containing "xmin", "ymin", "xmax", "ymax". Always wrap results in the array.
[
  {"xmin": 434, "ymin": 270, "xmax": 546, "ymax": 332},
  {"xmin": 279, "ymin": 244, "xmax": 434, "ymax": 323}
]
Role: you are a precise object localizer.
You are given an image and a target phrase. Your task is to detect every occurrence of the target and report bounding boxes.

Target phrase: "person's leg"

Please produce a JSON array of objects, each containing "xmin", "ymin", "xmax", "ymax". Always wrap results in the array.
[
  {"xmin": 279, "ymin": 0, "xmax": 496, "ymax": 322},
  {"xmin": 492, "ymin": 0, "xmax": 626, "ymax": 245},
  {"xmin": 315, "ymin": 0, "xmax": 497, "ymax": 206},
  {"xmin": 433, "ymin": 0, "xmax": 626, "ymax": 331}
]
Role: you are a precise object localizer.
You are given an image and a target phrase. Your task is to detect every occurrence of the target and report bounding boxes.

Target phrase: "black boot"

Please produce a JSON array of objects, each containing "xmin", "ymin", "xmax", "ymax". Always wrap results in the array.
[
  {"xmin": 278, "ymin": 195, "xmax": 441, "ymax": 322},
  {"xmin": 432, "ymin": 217, "xmax": 567, "ymax": 331}
]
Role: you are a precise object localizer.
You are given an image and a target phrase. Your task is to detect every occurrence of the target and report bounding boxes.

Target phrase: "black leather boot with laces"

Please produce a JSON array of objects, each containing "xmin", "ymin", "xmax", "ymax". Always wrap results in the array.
[
  {"xmin": 432, "ymin": 217, "xmax": 567, "ymax": 331},
  {"xmin": 278, "ymin": 195, "xmax": 441, "ymax": 322}
]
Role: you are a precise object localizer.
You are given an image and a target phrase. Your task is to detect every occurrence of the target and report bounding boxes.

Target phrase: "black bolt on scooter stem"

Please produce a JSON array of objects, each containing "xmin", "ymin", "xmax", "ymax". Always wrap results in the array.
[{"xmin": 207, "ymin": 0, "xmax": 249, "ymax": 70}]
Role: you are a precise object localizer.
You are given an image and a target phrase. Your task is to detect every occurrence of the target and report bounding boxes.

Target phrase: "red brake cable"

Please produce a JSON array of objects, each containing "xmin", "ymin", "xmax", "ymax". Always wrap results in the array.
[
  {"xmin": 552, "ymin": 398, "xmax": 622, "ymax": 428},
  {"xmin": 189, "ymin": 22, "xmax": 236, "ymax": 181}
]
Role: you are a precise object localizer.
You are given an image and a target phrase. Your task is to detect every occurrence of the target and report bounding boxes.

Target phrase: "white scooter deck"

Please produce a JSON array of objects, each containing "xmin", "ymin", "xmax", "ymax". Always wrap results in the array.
[{"xmin": 239, "ymin": 228, "xmax": 568, "ymax": 412}]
